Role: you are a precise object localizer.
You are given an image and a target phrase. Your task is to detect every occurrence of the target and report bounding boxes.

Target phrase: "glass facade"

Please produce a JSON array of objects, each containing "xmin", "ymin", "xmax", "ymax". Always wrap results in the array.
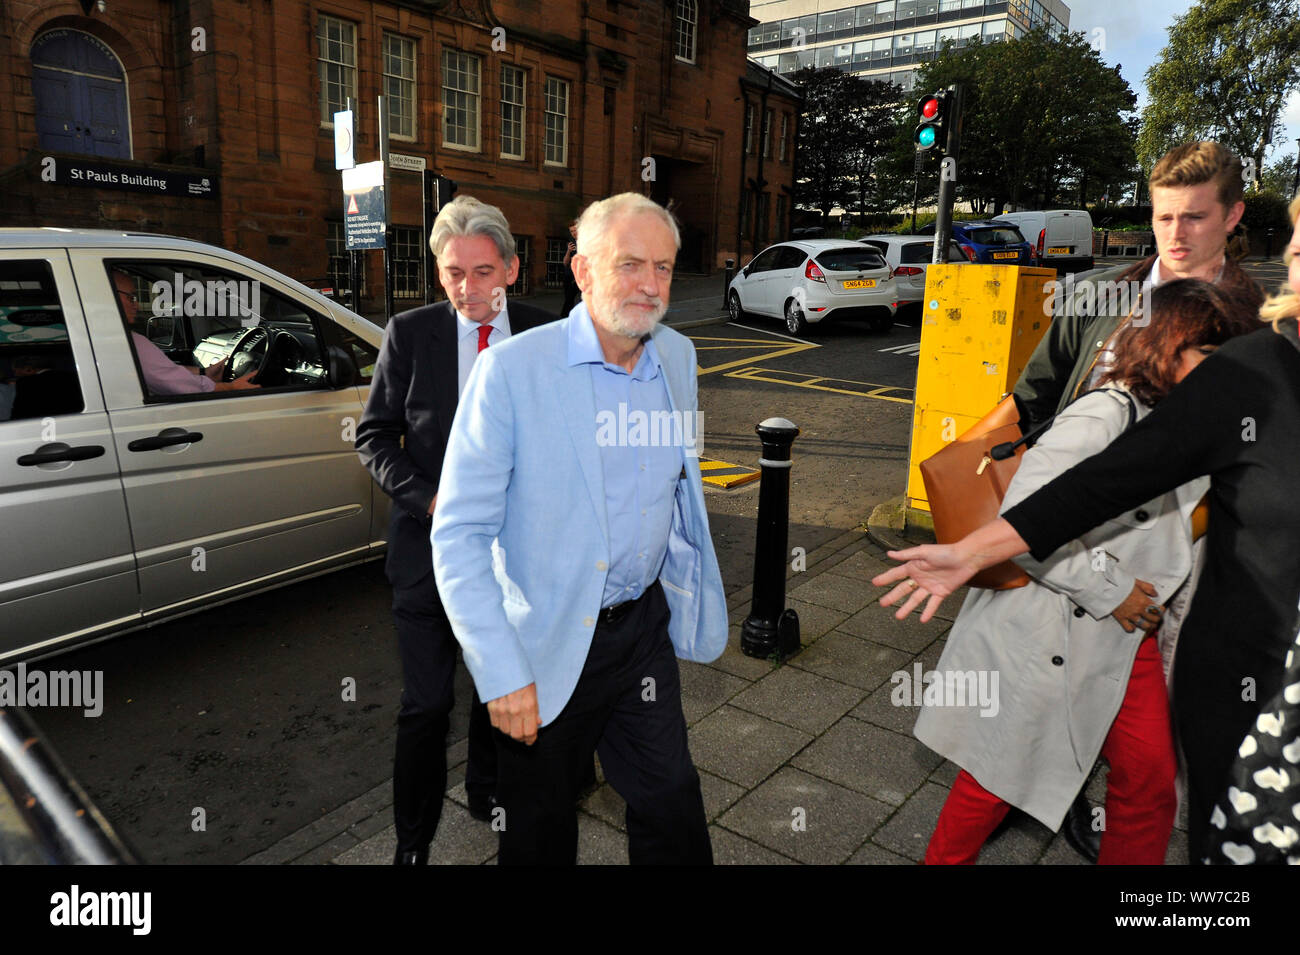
[{"xmin": 748, "ymin": 0, "xmax": 1067, "ymax": 89}]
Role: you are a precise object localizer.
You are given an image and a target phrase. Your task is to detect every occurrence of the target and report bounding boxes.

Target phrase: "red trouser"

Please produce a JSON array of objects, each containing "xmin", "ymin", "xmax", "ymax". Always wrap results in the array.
[{"xmin": 925, "ymin": 634, "xmax": 1177, "ymax": 865}]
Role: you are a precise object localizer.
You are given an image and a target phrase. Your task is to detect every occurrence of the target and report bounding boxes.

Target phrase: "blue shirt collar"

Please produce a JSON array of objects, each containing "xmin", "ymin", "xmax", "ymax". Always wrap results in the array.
[{"xmin": 565, "ymin": 301, "xmax": 662, "ymax": 381}]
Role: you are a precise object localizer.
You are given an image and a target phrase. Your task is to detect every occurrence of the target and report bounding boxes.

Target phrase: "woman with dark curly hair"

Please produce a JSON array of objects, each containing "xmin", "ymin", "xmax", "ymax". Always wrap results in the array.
[
  {"xmin": 917, "ymin": 279, "xmax": 1258, "ymax": 865},
  {"xmin": 878, "ymin": 196, "xmax": 1300, "ymax": 864}
]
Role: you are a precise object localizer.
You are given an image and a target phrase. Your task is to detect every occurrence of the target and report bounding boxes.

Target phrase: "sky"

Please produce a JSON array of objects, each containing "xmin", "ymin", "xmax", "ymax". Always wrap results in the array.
[{"xmin": 1065, "ymin": 0, "xmax": 1300, "ymax": 166}]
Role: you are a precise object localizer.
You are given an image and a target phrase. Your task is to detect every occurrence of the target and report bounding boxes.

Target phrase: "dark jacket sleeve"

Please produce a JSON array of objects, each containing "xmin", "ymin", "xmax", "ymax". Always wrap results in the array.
[
  {"xmin": 1004, "ymin": 333, "xmax": 1262, "ymax": 561},
  {"xmin": 355, "ymin": 316, "xmax": 438, "ymax": 521}
]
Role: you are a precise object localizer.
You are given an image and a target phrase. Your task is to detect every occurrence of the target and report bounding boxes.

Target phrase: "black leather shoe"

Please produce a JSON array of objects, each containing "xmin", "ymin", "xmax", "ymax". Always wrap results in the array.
[
  {"xmin": 468, "ymin": 793, "xmax": 498, "ymax": 823},
  {"xmin": 393, "ymin": 847, "xmax": 428, "ymax": 865},
  {"xmin": 1061, "ymin": 791, "xmax": 1101, "ymax": 864}
]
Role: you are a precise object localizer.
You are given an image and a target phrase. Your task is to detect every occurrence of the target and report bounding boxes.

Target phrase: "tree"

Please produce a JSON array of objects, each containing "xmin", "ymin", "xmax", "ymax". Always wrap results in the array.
[
  {"xmin": 892, "ymin": 28, "xmax": 1138, "ymax": 214},
  {"xmin": 1259, "ymin": 153, "xmax": 1298, "ymax": 199},
  {"xmin": 1137, "ymin": 0, "xmax": 1300, "ymax": 180},
  {"xmin": 790, "ymin": 68, "xmax": 900, "ymax": 222}
]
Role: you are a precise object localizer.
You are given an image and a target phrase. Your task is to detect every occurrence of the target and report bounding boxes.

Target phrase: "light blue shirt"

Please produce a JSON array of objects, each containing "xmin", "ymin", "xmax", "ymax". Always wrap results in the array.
[
  {"xmin": 566, "ymin": 306, "xmax": 683, "ymax": 608},
  {"xmin": 455, "ymin": 306, "xmax": 512, "ymax": 397}
]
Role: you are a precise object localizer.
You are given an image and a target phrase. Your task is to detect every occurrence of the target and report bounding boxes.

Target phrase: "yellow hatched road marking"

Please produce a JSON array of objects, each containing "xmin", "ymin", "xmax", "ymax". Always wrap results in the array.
[{"xmin": 723, "ymin": 366, "xmax": 914, "ymax": 404}]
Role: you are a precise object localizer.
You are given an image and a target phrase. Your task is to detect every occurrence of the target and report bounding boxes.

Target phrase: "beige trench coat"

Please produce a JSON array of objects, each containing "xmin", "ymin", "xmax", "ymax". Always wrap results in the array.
[{"xmin": 914, "ymin": 387, "xmax": 1208, "ymax": 829}]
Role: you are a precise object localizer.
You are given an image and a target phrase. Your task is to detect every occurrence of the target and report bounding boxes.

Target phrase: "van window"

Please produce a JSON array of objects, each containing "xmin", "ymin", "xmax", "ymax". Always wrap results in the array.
[
  {"xmin": 107, "ymin": 260, "xmax": 349, "ymax": 399},
  {"xmin": 0, "ymin": 260, "xmax": 84, "ymax": 422}
]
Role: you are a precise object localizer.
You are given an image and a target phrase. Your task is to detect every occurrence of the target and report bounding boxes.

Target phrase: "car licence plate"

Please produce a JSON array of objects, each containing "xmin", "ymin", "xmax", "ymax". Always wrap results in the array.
[
  {"xmin": 1047, "ymin": 246, "xmax": 1070, "ymax": 254},
  {"xmin": 841, "ymin": 279, "xmax": 877, "ymax": 289},
  {"xmin": 992, "ymin": 251, "xmax": 1018, "ymax": 260}
]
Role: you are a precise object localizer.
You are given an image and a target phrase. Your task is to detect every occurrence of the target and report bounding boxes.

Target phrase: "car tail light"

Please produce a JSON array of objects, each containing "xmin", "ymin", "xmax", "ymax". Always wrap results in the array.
[
  {"xmin": 805, "ymin": 260, "xmax": 826, "ymax": 283},
  {"xmin": 960, "ymin": 245, "xmax": 976, "ymax": 262},
  {"xmin": 893, "ymin": 266, "xmax": 923, "ymax": 277},
  {"xmin": 1036, "ymin": 228, "xmax": 1045, "ymax": 258}
]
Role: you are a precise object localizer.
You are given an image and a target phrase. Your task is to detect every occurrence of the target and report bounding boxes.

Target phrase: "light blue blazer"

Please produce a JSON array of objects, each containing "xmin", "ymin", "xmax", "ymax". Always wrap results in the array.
[{"xmin": 430, "ymin": 311, "xmax": 728, "ymax": 725}]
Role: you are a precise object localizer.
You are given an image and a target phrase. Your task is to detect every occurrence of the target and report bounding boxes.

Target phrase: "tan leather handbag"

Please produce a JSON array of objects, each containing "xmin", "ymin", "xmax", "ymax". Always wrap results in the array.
[{"xmin": 919, "ymin": 395, "xmax": 1031, "ymax": 590}]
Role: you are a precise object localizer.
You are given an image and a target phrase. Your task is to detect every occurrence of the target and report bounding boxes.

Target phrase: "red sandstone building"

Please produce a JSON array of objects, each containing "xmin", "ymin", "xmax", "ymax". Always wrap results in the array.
[{"xmin": 0, "ymin": 0, "xmax": 799, "ymax": 313}]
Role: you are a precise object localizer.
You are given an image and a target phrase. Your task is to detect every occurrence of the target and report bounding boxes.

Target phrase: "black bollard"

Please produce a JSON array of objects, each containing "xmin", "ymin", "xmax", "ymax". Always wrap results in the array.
[
  {"xmin": 722, "ymin": 258, "xmax": 735, "ymax": 310},
  {"xmin": 1266, "ymin": 228, "xmax": 1275, "ymax": 258},
  {"xmin": 741, "ymin": 417, "xmax": 801, "ymax": 660}
]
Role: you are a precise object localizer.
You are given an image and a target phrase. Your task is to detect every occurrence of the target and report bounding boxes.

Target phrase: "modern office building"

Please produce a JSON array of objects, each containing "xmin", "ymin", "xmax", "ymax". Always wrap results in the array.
[{"xmin": 746, "ymin": 0, "xmax": 1070, "ymax": 93}]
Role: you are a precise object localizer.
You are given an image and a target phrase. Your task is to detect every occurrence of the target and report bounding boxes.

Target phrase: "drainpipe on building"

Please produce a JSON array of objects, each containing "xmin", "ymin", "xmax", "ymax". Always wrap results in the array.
[
  {"xmin": 753, "ymin": 71, "xmax": 773, "ymax": 251},
  {"xmin": 736, "ymin": 80, "xmax": 749, "ymax": 267}
]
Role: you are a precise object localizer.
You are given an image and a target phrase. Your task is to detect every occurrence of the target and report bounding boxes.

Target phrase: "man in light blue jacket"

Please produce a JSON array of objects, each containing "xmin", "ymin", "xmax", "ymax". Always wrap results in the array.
[{"xmin": 431, "ymin": 193, "xmax": 727, "ymax": 864}]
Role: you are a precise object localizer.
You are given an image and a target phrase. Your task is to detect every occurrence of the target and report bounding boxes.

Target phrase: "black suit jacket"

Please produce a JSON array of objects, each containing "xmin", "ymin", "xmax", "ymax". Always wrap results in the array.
[{"xmin": 355, "ymin": 300, "xmax": 556, "ymax": 588}]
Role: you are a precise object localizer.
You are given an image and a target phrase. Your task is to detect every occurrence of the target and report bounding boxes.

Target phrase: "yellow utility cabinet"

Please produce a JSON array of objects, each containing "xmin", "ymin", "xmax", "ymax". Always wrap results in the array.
[{"xmin": 906, "ymin": 263, "xmax": 1056, "ymax": 512}]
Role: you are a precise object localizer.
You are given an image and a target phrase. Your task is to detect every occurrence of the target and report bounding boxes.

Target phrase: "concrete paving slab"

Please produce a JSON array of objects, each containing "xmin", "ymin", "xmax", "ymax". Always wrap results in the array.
[
  {"xmin": 783, "ymin": 597, "xmax": 852, "ymax": 644},
  {"xmin": 729, "ymin": 664, "xmax": 864, "ymax": 735},
  {"xmin": 290, "ymin": 832, "xmax": 360, "ymax": 865},
  {"xmin": 870, "ymin": 780, "xmax": 949, "ymax": 861},
  {"xmin": 679, "ymin": 660, "xmax": 749, "ymax": 725},
  {"xmin": 838, "ymin": 601, "xmax": 950, "ymax": 654},
  {"xmin": 717, "ymin": 766, "xmax": 892, "ymax": 864},
  {"xmin": 788, "ymin": 572, "xmax": 878, "ymax": 615},
  {"xmin": 576, "ymin": 812, "xmax": 628, "ymax": 865},
  {"xmin": 793, "ymin": 717, "xmax": 942, "ymax": 807},
  {"xmin": 850, "ymin": 640, "xmax": 947, "ymax": 734},
  {"xmin": 788, "ymin": 632, "xmax": 911, "ymax": 691},
  {"xmin": 704, "ymin": 628, "xmax": 781, "ymax": 681},
  {"xmin": 847, "ymin": 841, "xmax": 915, "ymax": 865},
  {"xmin": 688, "ymin": 705, "xmax": 813, "ymax": 788},
  {"xmin": 710, "ymin": 824, "xmax": 799, "ymax": 864}
]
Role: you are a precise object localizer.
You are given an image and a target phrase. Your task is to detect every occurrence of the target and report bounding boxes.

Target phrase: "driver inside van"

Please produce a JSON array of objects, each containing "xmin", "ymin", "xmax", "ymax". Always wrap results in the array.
[{"xmin": 113, "ymin": 269, "xmax": 260, "ymax": 396}]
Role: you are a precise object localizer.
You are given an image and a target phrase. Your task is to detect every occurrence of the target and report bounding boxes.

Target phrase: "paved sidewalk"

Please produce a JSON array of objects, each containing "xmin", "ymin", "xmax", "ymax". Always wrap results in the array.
[{"xmin": 242, "ymin": 523, "xmax": 1191, "ymax": 866}]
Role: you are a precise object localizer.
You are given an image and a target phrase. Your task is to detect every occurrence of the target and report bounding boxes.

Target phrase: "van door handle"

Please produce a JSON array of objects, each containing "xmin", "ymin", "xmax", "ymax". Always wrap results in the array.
[
  {"xmin": 128, "ymin": 431, "xmax": 204, "ymax": 452},
  {"xmin": 17, "ymin": 444, "xmax": 106, "ymax": 466}
]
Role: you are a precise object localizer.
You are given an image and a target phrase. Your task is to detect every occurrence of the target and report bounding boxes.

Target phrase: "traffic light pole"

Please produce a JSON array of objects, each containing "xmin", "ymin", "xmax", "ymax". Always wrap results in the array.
[{"xmin": 931, "ymin": 84, "xmax": 963, "ymax": 265}]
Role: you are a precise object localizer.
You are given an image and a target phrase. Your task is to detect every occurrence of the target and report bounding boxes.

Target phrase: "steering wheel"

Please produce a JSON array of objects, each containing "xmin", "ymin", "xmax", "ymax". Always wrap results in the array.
[{"xmin": 223, "ymin": 325, "xmax": 271, "ymax": 383}]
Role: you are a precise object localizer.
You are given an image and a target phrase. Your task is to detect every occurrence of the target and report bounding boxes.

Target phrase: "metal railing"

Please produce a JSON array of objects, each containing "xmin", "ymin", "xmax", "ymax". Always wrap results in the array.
[{"xmin": 0, "ymin": 707, "xmax": 137, "ymax": 864}]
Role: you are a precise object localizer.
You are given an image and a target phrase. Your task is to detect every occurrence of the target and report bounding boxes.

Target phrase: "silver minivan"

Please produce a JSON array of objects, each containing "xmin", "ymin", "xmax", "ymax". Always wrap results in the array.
[{"xmin": 0, "ymin": 230, "xmax": 388, "ymax": 664}]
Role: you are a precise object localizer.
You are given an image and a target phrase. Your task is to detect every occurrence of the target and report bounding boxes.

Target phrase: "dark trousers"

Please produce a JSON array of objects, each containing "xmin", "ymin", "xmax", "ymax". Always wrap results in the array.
[
  {"xmin": 392, "ymin": 570, "xmax": 496, "ymax": 853},
  {"xmin": 494, "ymin": 582, "xmax": 712, "ymax": 865}
]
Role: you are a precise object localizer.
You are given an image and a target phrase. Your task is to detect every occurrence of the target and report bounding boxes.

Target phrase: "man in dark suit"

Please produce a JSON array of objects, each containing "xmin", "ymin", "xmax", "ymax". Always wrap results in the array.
[{"xmin": 355, "ymin": 196, "xmax": 555, "ymax": 865}]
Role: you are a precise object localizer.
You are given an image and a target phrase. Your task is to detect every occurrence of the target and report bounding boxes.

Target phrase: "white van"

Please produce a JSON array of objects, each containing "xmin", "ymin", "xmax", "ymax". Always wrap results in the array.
[{"xmin": 992, "ymin": 210, "xmax": 1094, "ymax": 274}]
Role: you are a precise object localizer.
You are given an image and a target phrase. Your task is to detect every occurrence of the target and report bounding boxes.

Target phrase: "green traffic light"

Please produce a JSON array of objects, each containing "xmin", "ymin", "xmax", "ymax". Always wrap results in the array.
[{"xmin": 918, "ymin": 127, "xmax": 936, "ymax": 148}]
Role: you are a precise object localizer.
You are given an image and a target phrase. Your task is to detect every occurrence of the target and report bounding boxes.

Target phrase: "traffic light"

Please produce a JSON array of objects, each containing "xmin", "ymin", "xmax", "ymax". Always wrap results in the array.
[{"xmin": 915, "ymin": 92, "xmax": 950, "ymax": 154}]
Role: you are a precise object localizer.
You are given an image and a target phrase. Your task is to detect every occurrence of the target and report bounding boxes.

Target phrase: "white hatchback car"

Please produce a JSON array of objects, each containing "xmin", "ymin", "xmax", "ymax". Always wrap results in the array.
[
  {"xmin": 727, "ymin": 239, "xmax": 897, "ymax": 335},
  {"xmin": 856, "ymin": 234, "xmax": 967, "ymax": 321}
]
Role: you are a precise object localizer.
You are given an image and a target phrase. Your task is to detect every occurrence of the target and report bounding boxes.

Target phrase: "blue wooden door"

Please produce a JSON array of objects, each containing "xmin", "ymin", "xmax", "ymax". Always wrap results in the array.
[{"xmin": 31, "ymin": 29, "xmax": 130, "ymax": 159}]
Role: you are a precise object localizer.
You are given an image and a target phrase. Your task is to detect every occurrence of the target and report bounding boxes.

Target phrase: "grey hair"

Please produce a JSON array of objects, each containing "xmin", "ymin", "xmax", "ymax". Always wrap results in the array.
[
  {"xmin": 429, "ymin": 195, "xmax": 516, "ymax": 263},
  {"xmin": 575, "ymin": 193, "xmax": 681, "ymax": 264}
]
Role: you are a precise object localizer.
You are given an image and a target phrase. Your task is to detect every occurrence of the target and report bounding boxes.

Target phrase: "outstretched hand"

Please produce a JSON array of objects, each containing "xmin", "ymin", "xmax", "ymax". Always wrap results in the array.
[{"xmin": 871, "ymin": 543, "xmax": 980, "ymax": 622}]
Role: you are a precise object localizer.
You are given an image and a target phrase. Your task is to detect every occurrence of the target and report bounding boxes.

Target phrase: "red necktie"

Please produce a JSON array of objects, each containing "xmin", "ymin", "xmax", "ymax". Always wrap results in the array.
[{"xmin": 477, "ymin": 324, "xmax": 492, "ymax": 352}]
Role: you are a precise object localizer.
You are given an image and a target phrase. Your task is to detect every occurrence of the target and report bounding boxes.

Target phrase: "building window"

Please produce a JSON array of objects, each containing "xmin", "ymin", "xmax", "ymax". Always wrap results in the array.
[
  {"xmin": 317, "ymin": 15, "xmax": 357, "ymax": 126},
  {"xmin": 763, "ymin": 108, "xmax": 774, "ymax": 158},
  {"xmin": 383, "ymin": 34, "xmax": 416, "ymax": 140},
  {"xmin": 545, "ymin": 237, "xmax": 568, "ymax": 288},
  {"xmin": 500, "ymin": 65, "xmax": 526, "ymax": 160},
  {"xmin": 744, "ymin": 102, "xmax": 754, "ymax": 155},
  {"xmin": 544, "ymin": 76, "xmax": 569, "ymax": 166},
  {"xmin": 776, "ymin": 195, "xmax": 788, "ymax": 241},
  {"xmin": 442, "ymin": 49, "xmax": 481, "ymax": 151},
  {"xmin": 739, "ymin": 190, "xmax": 753, "ymax": 240},
  {"xmin": 674, "ymin": 0, "xmax": 698, "ymax": 63},
  {"xmin": 392, "ymin": 227, "xmax": 422, "ymax": 300},
  {"xmin": 326, "ymin": 222, "xmax": 365, "ymax": 297},
  {"xmin": 779, "ymin": 113, "xmax": 789, "ymax": 161},
  {"xmin": 509, "ymin": 237, "xmax": 531, "ymax": 295}
]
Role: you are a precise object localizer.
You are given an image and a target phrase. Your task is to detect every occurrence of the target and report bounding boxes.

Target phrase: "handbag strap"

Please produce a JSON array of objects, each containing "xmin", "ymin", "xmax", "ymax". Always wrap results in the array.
[{"xmin": 990, "ymin": 387, "xmax": 1135, "ymax": 462}]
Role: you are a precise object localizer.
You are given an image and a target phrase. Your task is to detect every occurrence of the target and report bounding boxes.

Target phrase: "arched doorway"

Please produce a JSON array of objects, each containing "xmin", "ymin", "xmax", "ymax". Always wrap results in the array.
[{"xmin": 31, "ymin": 28, "xmax": 131, "ymax": 159}]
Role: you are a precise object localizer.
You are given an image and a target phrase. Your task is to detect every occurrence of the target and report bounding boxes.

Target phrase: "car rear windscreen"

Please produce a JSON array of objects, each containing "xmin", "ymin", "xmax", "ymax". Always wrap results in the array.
[
  {"xmin": 816, "ymin": 248, "xmax": 886, "ymax": 271},
  {"xmin": 899, "ymin": 243, "xmax": 934, "ymax": 264},
  {"xmin": 966, "ymin": 227, "xmax": 1025, "ymax": 246}
]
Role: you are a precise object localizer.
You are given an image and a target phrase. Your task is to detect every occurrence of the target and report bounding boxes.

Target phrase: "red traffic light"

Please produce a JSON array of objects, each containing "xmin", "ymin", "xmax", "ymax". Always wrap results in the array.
[{"xmin": 921, "ymin": 97, "xmax": 940, "ymax": 119}]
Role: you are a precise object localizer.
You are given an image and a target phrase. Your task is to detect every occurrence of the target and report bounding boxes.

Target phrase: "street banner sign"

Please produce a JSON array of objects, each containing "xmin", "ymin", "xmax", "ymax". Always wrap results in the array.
[
  {"xmin": 334, "ymin": 110, "xmax": 355, "ymax": 170},
  {"xmin": 343, "ymin": 161, "xmax": 385, "ymax": 249}
]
